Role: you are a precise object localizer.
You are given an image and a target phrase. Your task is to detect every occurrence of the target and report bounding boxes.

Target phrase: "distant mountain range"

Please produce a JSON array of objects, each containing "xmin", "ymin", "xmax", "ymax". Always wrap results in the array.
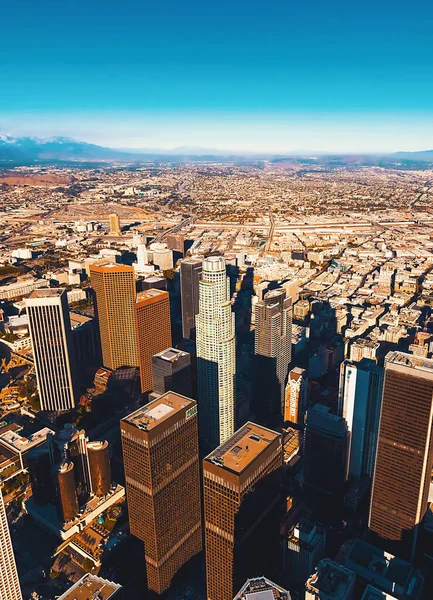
[
  {"xmin": 1, "ymin": 133, "xmax": 433, "ymax": 167},
  {"xmin": 0, "ymin": 134, "xmax": 143, "ymax": 163}
]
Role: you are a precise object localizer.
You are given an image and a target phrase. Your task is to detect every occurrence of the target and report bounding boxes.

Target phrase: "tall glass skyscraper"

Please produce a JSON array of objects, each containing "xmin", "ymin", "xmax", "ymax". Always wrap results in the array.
[
  {"xmin": 254, "ymin": 288, "xmax": 292, "ymax": 419},
  {"xmin": 196, "ymin": 256, "xmax": 235, "ymax": 449},
  {"xmin": 338, "ymin": 358, "xmax": 383, "ymax": 479}
]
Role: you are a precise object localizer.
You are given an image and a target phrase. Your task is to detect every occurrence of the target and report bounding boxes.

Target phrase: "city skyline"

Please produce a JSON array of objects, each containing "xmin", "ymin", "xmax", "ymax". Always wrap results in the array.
[{"xmin": 2, "ymin": 1, "xmax": 433, "ymax": 598}]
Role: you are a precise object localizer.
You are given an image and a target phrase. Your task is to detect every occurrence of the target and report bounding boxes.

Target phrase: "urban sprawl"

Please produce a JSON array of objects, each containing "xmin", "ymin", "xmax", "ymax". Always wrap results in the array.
[{"xmin": 0, "ymin": 162, "xmax": 433, "ymax": 600}]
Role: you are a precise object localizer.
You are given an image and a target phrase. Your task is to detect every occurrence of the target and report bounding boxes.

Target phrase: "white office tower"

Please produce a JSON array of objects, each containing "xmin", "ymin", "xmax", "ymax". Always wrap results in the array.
[
  {"xmin": 0, "ymin": 489, "xmax": 22, "ymax": 600},
  {"xmin": 150, "ymin": 242, "xmax": 173, "ymax": 271},
  {"xmin": 338, "ymin": 358, "xmax": 383, "ymax": 479},
  {"xmin": 196, "ymin": 256, "xmax": 235, "ymax": 449},
  {"xmin": 133, "ymin": 237, "xmax": 150, "ymax": 274},
  {"xmin": 26, "ymin": 289, "xmax": 78, "ymax": 413}
]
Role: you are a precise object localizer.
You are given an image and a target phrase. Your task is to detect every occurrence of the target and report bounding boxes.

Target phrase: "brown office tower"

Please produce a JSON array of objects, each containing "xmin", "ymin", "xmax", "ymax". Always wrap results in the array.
[
  {"xmin": 90, "ymin": 263, "xmax": 139, "ymax": 370},
  {"xmin": 369, "ymin": 351, "xmax": 433, "ymax": 559},
  {"xmin": 87, "ymin": 441, "xmax": 111, "ymax": 497},
  {"xmin": 136, "ymin": 289, "xmax": 172, "ymax": 393},
  {"xmin": 121, "ymin": 392, "xmax": 202, "ymax": 595},
  {"xmin": 166, "ymin": 232, "xmax": 184, "ymax": 253},
  {"xmin": 56, "ymin": 462, "xmax": 79, "ymax": 523},
  {"xmin": 254, "ymin": 289, "xmax": 292, "ymax": 419},
  {"xmin": 203, "ymin": 422, "xmax": 283, "ymax": 600}
]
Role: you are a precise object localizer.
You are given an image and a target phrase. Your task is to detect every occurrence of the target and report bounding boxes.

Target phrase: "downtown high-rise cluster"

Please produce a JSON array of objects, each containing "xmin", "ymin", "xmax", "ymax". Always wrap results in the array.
[{"xmin": 2, "ymin": 244, "xmax": 433, "ymax": 600}]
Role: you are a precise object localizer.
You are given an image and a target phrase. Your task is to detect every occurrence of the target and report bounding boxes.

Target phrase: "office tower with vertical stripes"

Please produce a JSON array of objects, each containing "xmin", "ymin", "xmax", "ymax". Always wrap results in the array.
[
  {"xmin": 180, "ymin": 258, "xmax": 202, "ymax": 340},
  {"xmin": 136, "ymin": 289, "xmax": 172, "ymax": 393},
  {"xmin": 121, "ymin": 393, "xmax": 202, "ymax": 595},
  {"xmin": 203, "ymin": 422, "xmax": 282, "ymax": 600},
  {"xmin": 196, "ymin": 256, "xmax": 236, "ymax": 449},
  {"xmin": 369, "ymin": 351, "xmax": 433, "ymax": 559},
  {"xmin": 0, "ymin": 488, "xmax": 22, "ymax": 600},
  {"xmin": 90, "ymin": 263, "xmax": 139, "ymax": 371},
  {"xmin": 26, "ymin": 288, "xmax": 78, "ymax": 413}
]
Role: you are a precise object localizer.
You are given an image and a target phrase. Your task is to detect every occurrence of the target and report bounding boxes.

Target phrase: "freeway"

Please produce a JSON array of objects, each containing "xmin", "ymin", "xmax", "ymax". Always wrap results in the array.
[
  {"xmin": 264, "ymin": 207, "xmax": 275, "ymax": 253},
  {"xmin": 153, "ymin": 216, "xmax": 195, "ymax": 243}
]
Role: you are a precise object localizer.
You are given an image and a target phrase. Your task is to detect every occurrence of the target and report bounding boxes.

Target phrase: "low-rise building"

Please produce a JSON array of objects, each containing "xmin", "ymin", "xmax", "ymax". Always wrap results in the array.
[
  {"xmin": 234, "ymin": 577, "xmax": 290, "ymax": 599},
  {"xmin": 57, "ymin": 573, "xmax": 122, "ymax": 599},
  {"xmin": 305, "ymin": 559, "xmax": 355, "ymax": 600},
  {"xmin": 339, "ymin": 539, "xmax": 424, "ymax": 600}
]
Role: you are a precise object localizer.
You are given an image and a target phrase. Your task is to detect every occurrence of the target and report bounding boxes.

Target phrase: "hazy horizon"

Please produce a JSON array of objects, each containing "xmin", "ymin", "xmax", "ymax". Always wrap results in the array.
[
  {"xmin": 2, "ymin": 0, "xmax": 433, "ymax": 153},
  {"xmin": 2, "ymin": 111, "xmax": 433, "ymax": 155}
]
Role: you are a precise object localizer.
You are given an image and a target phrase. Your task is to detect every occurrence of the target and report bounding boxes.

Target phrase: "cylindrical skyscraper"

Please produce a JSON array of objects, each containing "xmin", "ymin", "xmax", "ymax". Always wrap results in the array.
[
  {"xmin": 56, "ymin": 462, "xmax": 79, "ymax": 523},
  {"xmin": 196, "ymin": 256, "xmax": 236, "ymax": 449},
  {"xmin": 87, "ymin": 440, "xmax": 111, "ymax": 497}
]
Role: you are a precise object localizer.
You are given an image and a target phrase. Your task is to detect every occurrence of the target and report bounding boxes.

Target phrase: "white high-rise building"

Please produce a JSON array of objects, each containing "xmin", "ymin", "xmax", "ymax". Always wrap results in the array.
[
  {"xmin": 133, "ymin": 237, "xmax": 150, "ymax": 274},
  {"xmin": 26, "ymin": 289, "xmax": 78, "ymax": 413},
  {"xmin": 338, "ymin": 358, "xmax": 383, "ymax": 479},
  {"xmin": 0, "ymin": 489, "xmax": 22, "ymax": 600},
  {"xmin": 196, "ymin": 256, "xmax": 235, "ymax": 449}
]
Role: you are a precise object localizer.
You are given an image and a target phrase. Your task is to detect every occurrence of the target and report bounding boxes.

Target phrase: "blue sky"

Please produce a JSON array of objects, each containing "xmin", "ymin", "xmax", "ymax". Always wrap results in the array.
[{"xmin": 1, "ymin": 0, "xmax": 433, "ymax": 152}]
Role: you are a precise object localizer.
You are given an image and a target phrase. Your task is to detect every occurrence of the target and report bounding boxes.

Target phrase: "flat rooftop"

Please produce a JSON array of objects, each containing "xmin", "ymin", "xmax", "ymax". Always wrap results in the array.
[
  {"xmin": 58, "ymin": 573, "xmax": 122, "ymax": 599},
  {"xmin": 182, "ymin": 257, "xmax": 202, "ymax": 264},
  {"xmin": 306, "ymin": 559, "xmax": 355, "ymax": 598},
  {"xmin": 136, "ymin": 288, "xmax": 167, "ymax": 302},
  {"xmin": 27, "ymin": 288, "xmax": 65, "ymax": 299},
  {"xmin": 154, "ymin": 347, "xmax": 189, "ymax": 362},
  {"xmin": 70, "ymin": 312, "xmax": 93, "ymax": 327},
  {"xmin": 386, "ymin": 350, "xmax": 433, "ymax": 373},
  {"xmin": 0, "ymin": 427, "xmax": 53, "ymax": 453},
  {"xmin": 361, "ymin": 586, "xmax": 398, "ymax": 600},
  {"xmin": 122, "ymin": 392, "xmax": 194, "ymax": 432},
  {"xmin": 90, "ymin": 262, "xmax": 133, "ymax": 272},
  {"xmin": 342, "ymin": 538, "xmax": 421, "ymax": 595},
  {"xmin": 143, "ymin": 276, "xmax": 166, "ymax": 282},
  {"xmin": 205, "ymin": 422, "xmax": 280, "ymax": 474},
  {"xmin": 234, "ymin": 577, "xmax": 290, "ymax": 599}
]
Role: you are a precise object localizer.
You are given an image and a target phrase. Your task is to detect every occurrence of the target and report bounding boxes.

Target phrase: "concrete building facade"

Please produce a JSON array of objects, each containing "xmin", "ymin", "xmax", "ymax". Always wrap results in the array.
[
  {"xmin": 0, "ymin": 488, "xmax": 22, "ymax": 600},
  {"xmin": 26, "ymin": 288, "xmax": 78, "ymax": 413}
]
